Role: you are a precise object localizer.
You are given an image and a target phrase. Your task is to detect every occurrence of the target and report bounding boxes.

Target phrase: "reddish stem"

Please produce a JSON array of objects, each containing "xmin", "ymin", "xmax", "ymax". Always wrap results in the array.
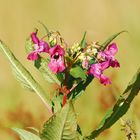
[{"xmin": 62, "ymin": 94, "xmax": 67, "ymax": 106}]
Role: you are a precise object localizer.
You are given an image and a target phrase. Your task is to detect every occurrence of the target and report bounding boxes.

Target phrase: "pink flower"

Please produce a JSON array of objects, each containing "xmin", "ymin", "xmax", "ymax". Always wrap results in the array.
[
  {"xmin": 48, "ymin": 45, "xmax": 66, "ymax": 73},
  {"xmin": 88, "ymin": 62, "xmax": 111, "ymax": 85},
  {"xmin": 98, "ymin": 43, "xmax": 120, "ymax": 68},
  {"xmin": 27, "ymin": 32, "xmax": 50, "ymax": 60},
  {"xmin": 49, "ymin": 44, "xmax": 65, "ymax": 56},
  {"xmin": 48, "ymin": 57, "xmax": 65, "ymax": 74}
]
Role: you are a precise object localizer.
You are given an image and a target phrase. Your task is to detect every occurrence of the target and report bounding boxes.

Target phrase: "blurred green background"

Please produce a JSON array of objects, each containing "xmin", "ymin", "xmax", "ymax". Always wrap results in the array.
[{"xmin": 0, "ymin": 0, "xmax": 140, "ymax": 139}]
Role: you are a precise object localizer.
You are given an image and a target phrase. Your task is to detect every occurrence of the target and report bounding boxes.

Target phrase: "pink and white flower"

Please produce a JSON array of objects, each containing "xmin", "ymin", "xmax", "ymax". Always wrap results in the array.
[
  {"xmin": 88, "ymin": 61, "xmax": 111, "ymax": 85},
  {"xmin": 48, "ymin": 45, "xmax": 66, "ymax": 73},
  {"xmin": 27, "ymin": 32, "xmax": 50, "ymax": 60},
  {"xmin": 98, "ymin": 43, "xmax": 120, "ymax": 68},
  {"xmin": 88, "ymin": 43, "xmax": 120, "ymax": 85}
]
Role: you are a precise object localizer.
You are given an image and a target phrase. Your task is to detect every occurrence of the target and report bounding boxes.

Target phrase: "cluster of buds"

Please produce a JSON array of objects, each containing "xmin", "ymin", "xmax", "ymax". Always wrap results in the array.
[
  {"xmin": 78, "ymin": 43, "xmax": 99, "ymax": 69},
  {"xmin": 27, "ymin": 30, "xmax": 120, "ymax": 105},
  {"xmin": 70, "ymin": 43, "xmax": 81, "ymax": 54},
  {"xmin": 79, "ymin": 42, "xmax": 98, "ymax": 60}
]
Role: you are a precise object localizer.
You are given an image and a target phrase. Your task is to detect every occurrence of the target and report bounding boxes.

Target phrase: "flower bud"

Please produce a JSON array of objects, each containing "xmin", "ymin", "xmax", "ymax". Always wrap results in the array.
[
  {"xmin": 71, "ymin": 43, "xmax": 80, "ymax": 53},
  {"xmin": 78, "ymin": 53, "xmax": 86, "ymax": 61},
  {"xmin": 92, "ymin": 48, "xmax": 98, "ymax": 55},
  {"xmin": 49, "ymin": 36, "xmax": 57, "ymax": 47}
]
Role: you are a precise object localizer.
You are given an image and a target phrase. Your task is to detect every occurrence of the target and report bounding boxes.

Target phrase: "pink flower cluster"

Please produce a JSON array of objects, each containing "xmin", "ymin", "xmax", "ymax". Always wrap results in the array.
[
  {"xmin": 26, "ymin": 30, "xmax": 121, "ymax": 106},
  {"xmin": 88, "ymin": 43, "xmax": 120, "ymax": 85},
  {"xmin": 27, "ymin": 32, "xmax": 66, "ymax": 74},
  {"xmin": 27, "ymin": 31, "xmax": 120, "ymax": 86}
]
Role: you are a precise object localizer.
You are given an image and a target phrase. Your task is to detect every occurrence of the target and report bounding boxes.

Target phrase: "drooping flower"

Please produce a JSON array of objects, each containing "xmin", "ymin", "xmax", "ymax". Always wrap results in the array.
[
  {"xmin": 48, "ymin": 45, "xmax": 66, "ymax": 73},
  {"xmin": 27, "ymin": 32, "xmax": 50, "ymax": 60},
  {"xmin": 98, "ymin": 43, "xmax": 120, "ymax": 68},
  {"xmin": 88, "ymin": 61, "xmax": 111, "ymax": 85}
]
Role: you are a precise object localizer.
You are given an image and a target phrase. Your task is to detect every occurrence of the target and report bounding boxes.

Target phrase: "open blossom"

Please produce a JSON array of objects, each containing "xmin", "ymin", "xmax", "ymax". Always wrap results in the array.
[
  {"xmin": 48, "ymin": 57, "xmax": 65, "ymax": 74},
  {"xmin": 27, "ymin": 32, "xmax": 50, "ymax": 60},
  {"xmin": 88, "ymin": 62, "xmax": 111, "ymax": 85},
  {"xmin": 88, "ymin": 43, "xmax": 120, "ymax": 85},
  {"xmin": 48, "ymin": 45, "xmax": 66, "ymax": 73},
  {"xmin": 98, "ymin": 43, "xmax": 120, "ymax": 68}
]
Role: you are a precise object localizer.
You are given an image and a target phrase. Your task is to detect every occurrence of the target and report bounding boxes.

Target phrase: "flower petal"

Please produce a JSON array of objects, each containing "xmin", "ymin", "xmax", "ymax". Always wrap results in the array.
[
  {"xmin": 48, "ymin": 57, "xmax": 65, "ymax": 74},
  {"xmin": 100, "ymin": 61, "xmax": 110, "ymax": 70},
  {"xmin": 39, "ymin": 41, "xmax": 50, "ymax": 53},
  {"xmin": 49, "ymin": 45, "xmax": 65, "ymax": 56},
  {"xmin": 88, "ymin": 63, "xmax": 102, "ymax": 78},
  {"xmin": 110, "ymin": 59, "xmax": 120, "ymax": 68},
  {"xmin": 27, "ymin": 51, "xmax": 38, "ymax": 60},
  {"xmin": 107, "ymin": 43, "xmax": 118, "ymax": 56},
  {"xmin": 100, "ymin": 74, "xmax": 111, "ymax": 85},
  {"xmin": 31, "ymin": 32, "xmax": 39, "ymax": 44}
]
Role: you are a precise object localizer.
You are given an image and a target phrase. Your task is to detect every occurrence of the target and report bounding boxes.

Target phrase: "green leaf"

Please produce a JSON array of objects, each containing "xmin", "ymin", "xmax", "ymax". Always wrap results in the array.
[
  {"xmin": 40, "ymin": 102, "xmax": 77, "ymax": 140},
  {"xmin": 51, "ymin": 94, "xmax": 63, "ymax": 113},
  {"xmin": 76, "ymin": 125, "xmax": 84, "ymax": 140},
  {"xmin": 25, "ymin": 127, "xmax": 39, "ymax": 134},
  {"xmin": 25, "ymin": 37, "xmax": 34, "ymax": 54},
  {"xmin": 34, "ymin": 57, "xmax": 61, "ymax": 85},
  {"xmin": 80, "ymin": 32, "xmax": 86, "ymax": 48},
  {"xmin": 99, "ymin": 30, "xmax": 126, "ymax": 51},
  {"xmin": 85, "ymin": 68, "xmax": 140, "ymax": 139},
  {"xmin": 12, "ymin": 67, "xmax": 33, "ymax": 91},
  {"xmin": 70, "ymin": 75, "xmax": 93, "ymax": 100},
  {"xmin": 12, "ymin": 128, "xmax": 41, "ymax": 140},
  {"xmin": 57, "ymin": 73, "xmax": 65, "ymax": 83},
  {"xmin": 0, "ymin": 41, "xmax": 52, "ymax": 111},
  {"xmin": 70, "ymin": 66, "xmax": 87, "ymax": 81}
]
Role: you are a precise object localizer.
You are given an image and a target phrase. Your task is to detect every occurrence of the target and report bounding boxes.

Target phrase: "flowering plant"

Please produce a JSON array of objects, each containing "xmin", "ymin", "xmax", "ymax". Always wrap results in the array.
[{"xmin": 0, "ymin": 25, "xmax": 140, "ymax": 140}]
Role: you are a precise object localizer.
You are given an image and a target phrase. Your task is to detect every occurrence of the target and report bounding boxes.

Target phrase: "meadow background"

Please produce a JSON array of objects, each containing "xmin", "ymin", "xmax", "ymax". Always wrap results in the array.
[{"xmin": 0, "ymin": 0, "xmax": 140, "ymax": 139}]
